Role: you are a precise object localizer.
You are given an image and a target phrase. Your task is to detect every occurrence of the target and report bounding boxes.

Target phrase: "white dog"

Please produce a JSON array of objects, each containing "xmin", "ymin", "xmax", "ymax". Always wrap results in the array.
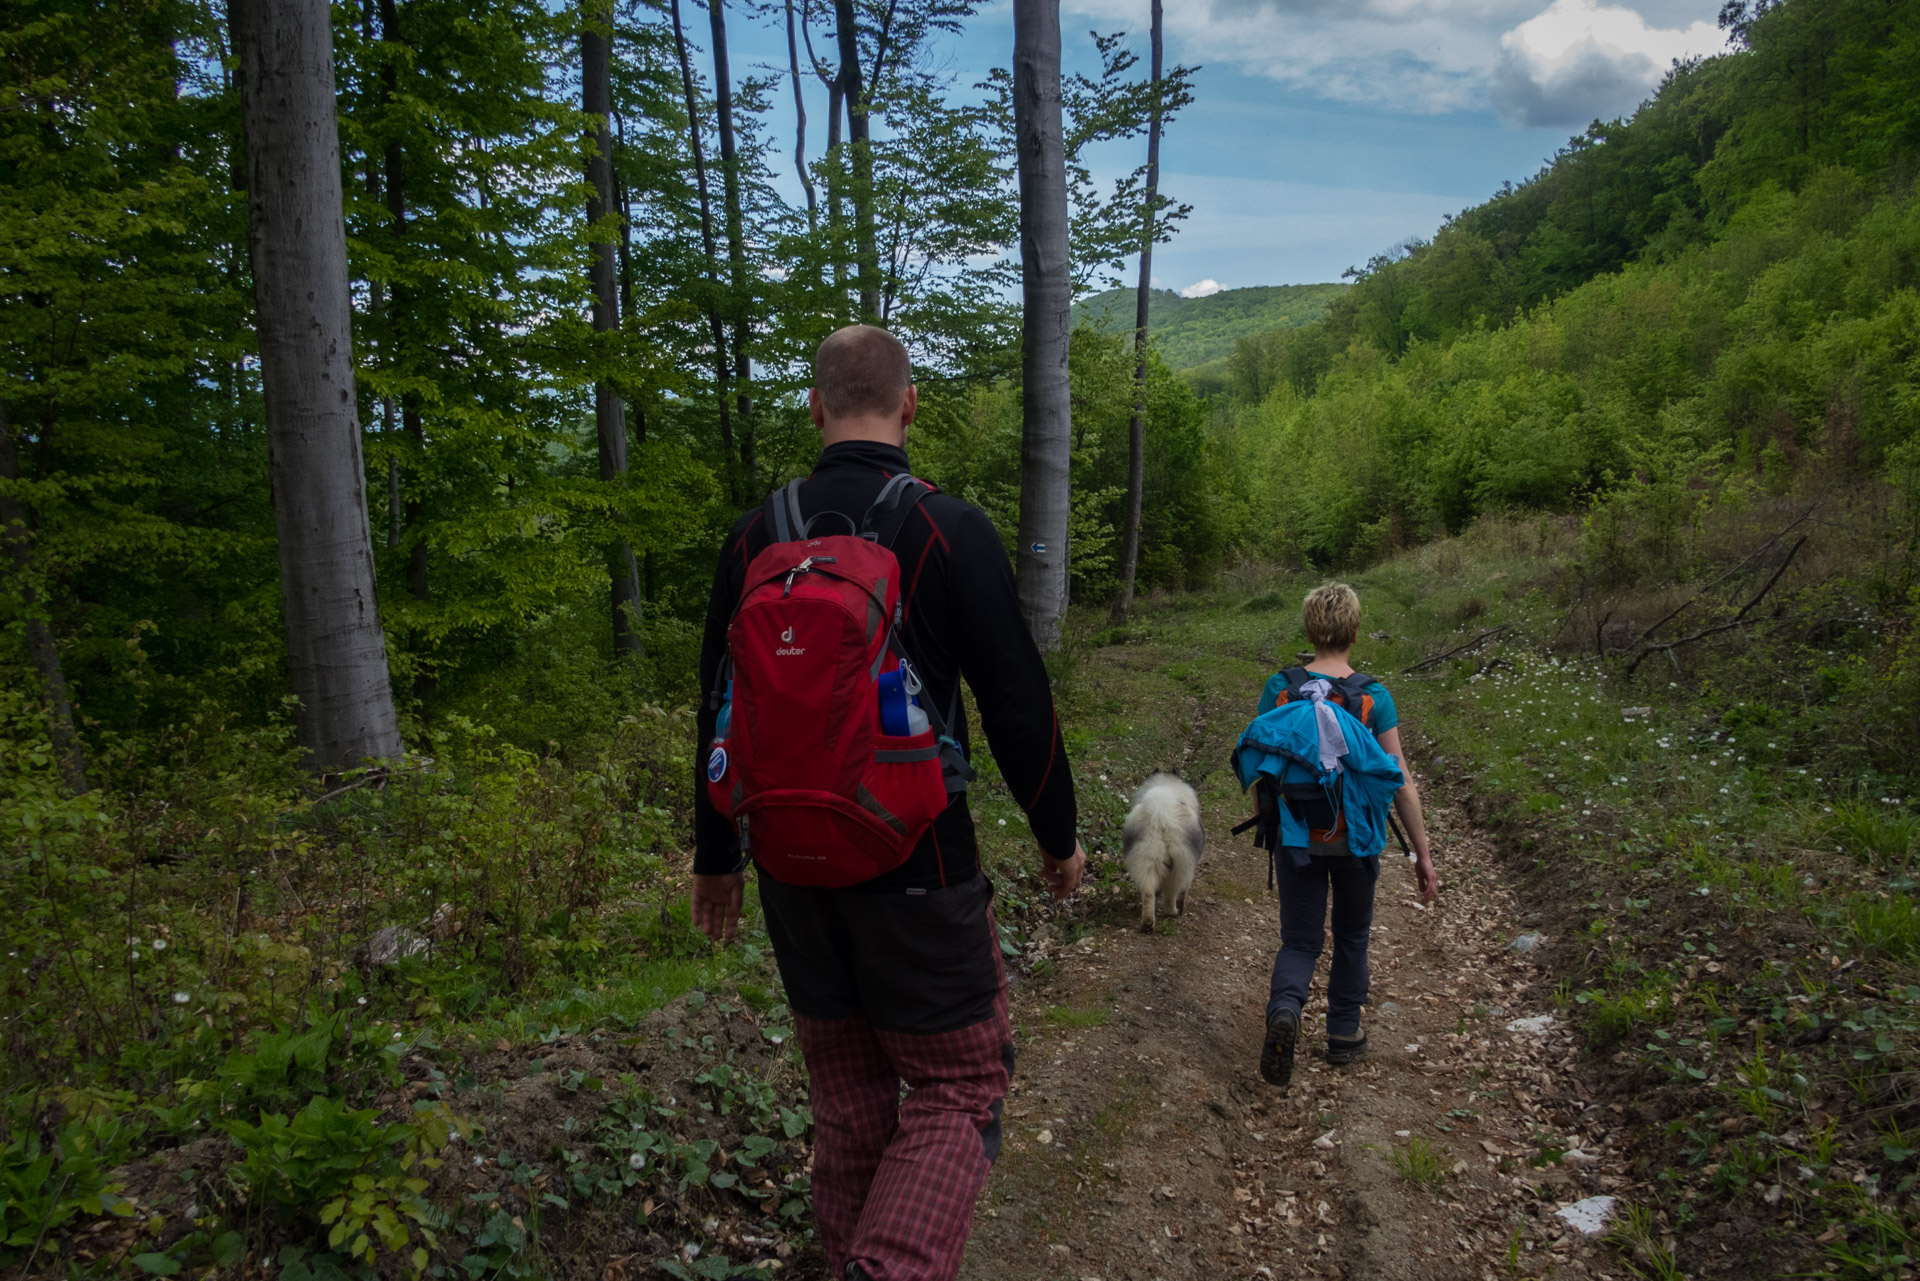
[{"xmin": 1122, "ymin": 773, "xmax": 1206, "ymax": 933}]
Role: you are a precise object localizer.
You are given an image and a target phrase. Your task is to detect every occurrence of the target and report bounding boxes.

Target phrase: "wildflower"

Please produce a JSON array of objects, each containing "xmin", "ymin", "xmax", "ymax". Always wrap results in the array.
[
  {"xmin": 152, "ymin": 939, "xmax": 167, "ymax": 951},
  {"xmin": 997, "ymin": 818, "xmax": 1007, "ymax": 826},
  {"xmin": 357, "ymin": 996, "xmax": 368, "ymax": 1005},
  {"xmin": 629, "ymin": 1153, "xmax": 647, "ymax": 1170},
  {"xmin": 172, "ymin": 991, "xmax": 191, "ymax": 1004}
]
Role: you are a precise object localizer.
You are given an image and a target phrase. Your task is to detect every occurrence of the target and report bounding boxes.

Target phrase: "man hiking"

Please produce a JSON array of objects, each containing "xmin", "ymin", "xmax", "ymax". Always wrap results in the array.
[{"xmin": 689, "ymin": 324, "xmax": 1084, "ymax": 1281}]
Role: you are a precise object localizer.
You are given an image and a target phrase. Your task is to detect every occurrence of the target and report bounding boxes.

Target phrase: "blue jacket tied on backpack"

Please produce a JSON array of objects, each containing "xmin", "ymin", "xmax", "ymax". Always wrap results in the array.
[{"xmin": 1232, "ymin": 693, "xmax": 1405, "ymax": 866}]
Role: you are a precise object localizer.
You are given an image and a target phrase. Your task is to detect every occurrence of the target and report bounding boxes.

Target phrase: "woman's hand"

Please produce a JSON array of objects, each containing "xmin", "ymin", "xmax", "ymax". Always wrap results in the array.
[{"xmin": 1413, "ymin": 851, "xmax": 1439, "ymax": 903}]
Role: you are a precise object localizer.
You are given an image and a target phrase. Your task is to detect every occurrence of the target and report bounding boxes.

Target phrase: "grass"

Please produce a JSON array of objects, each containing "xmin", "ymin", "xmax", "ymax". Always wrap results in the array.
[
  {"xmin": 1608, "ymin": 1203, "xmax": 1683, "ymax": 1281},
  {"xmin": 1042, "ymin": 1004, "xmax": 1111, "ymax": 1029},
  {"xmin": 1391, "ymin": 1135, "xmax": 1448, "ymax": 1187}
]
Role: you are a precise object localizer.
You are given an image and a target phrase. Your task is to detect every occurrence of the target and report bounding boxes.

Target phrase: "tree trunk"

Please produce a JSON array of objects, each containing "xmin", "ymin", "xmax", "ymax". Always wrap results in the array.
[
  {"xmin": 583, "ymin": 0, "xmax": 644, "ymax": 656},
  {"xmin": 376, "ymin": 0, "xmax": 429, "ymax": 604},
  {"xmin": 708, "ymin": 0, "xmax": 755, "ymax": 490},
  {"xmin": 832, "ymin": 0, "xmax": 881, "ymax": 319},
  {"xmin": 670, "ymin": 0, "xmax": 740, "ymax": 505},
  {"xmin": 785, "ymin": 0, "xmax": 817, "ymax": 233},
  {"xmin": 826, "ymin": 74, "xmax": 846, "ymax": 293},
  {"xmin": 1113, "ymin": 0, "xmax": 1162, "ymax": 623},
  {"xmin": 1012, "ymin": 0, "xmax": 1071, "ymax": 652},
  {"xmin": 232, "ymin": 0, "xmax": 403, "ymax": 770},
  {"xmin": 0, "ymin": 399, "xmax": 89, "ymax": 795}
]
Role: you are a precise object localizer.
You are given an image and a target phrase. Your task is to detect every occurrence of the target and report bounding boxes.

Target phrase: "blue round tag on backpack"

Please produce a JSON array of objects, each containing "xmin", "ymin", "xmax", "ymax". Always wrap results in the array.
[{"xmin": 707, "ymin": 746, "xmax": 728, "ymax": 783}]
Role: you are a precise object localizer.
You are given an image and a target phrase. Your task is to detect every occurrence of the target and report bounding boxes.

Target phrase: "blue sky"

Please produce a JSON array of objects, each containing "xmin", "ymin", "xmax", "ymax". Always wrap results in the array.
[{"xmin": 721, "ymin": 0, "xmax": 1729, "ymax": 291}]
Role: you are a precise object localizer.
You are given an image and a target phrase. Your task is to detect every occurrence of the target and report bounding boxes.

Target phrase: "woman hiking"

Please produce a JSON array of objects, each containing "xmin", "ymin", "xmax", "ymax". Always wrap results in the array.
[{"xmin": 1251, "ymin": 582, "xmax": 1440, "ymax": 1086}]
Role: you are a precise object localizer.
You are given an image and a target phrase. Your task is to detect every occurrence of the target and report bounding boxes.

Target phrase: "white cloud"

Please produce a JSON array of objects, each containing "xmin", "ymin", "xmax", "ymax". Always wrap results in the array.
[
  {"xmin": 1180, "ymin": 278, "xmax": 1225, "ymax": 298},
  {"xmin": 1061, "ymin": 0, "xmax": 1724, "ymax": 119},
  {"xmin": 1492, "ymin": 0, "xmax": 1723, "ymax": 125}
]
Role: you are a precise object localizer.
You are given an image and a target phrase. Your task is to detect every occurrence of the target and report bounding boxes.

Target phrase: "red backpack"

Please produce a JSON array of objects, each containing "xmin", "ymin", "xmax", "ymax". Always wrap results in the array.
[{"xmin": 705, "ymin": 475, "xmax": 971, "ymax": 887}]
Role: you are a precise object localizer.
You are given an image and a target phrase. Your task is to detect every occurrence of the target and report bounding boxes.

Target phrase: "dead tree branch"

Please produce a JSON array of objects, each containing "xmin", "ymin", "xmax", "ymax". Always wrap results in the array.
[
  {"xmin": 1404, "ymin": 623, "xmax": 1514, "ymax": 674},
  {"xmin": 1624, "ymin": 535, "xmax": 1808, "ymax": 675}
]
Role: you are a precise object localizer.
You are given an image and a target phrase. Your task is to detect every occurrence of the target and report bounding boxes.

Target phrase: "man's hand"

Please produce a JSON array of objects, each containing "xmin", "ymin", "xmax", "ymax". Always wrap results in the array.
[
  {"xmin": 691, "ymin": 871, "xmax": 745, "ymax": 944},
  {"xmin": 1040, "ymin": 842, "xmax": 1086, "ymax": 901},
  {"xmin": 1413, "ymin": 852, "xmax": 1440, "ymax": 904}
]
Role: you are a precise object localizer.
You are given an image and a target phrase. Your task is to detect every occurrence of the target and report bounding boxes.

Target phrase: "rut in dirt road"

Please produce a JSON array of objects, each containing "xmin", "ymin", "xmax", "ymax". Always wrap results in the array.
[{"xmin": 960, "ymin": 720, "xmax": 1644, "ymax": 1281}]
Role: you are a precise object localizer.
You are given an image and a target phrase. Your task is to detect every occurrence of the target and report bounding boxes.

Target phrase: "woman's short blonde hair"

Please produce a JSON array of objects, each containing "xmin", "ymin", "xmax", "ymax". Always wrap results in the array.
[{"xmin": 1303, "ymin": 582, "xmax": 1362, "ymax": 650}]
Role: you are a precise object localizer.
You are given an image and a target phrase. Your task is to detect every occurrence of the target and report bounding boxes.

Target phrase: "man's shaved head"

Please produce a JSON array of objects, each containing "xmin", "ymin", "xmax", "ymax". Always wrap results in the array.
[{"xmin": 814, "ymin": 325, "xmax": 912, "ymax": 419}]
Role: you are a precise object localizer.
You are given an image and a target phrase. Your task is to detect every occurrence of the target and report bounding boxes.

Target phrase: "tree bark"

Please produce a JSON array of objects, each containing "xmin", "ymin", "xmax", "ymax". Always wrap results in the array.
[
  {"xmin": 1113, "ymin": 0, "xmax": 1162, "ymax": 622},
  {"xmin": 785, "ymin": 0, "xmax": 817, "ymax": 232},
  {"xmin": 831, "ymin": 0, "xmax": 881, "ymax": 319},
  {"xmin": 232, "ymin": 0, "xmax": 404, "ymax": 770},
  {"xmin": 583, "ymin": 0, "xmax": 644, "ymax": 656},
  {"xmin": 708, "ymin": 0, "xmax": 755, "ymax": 490},
  {"xmin": 1012, "ymin": 0, "xmax": 1071, "ymax": 652},
  {"xmin": 0, "ymin": 398, "xmax": 89, "ymax": 795},
  {"xmin": 670, "ymin": 0, "xmax": 740, "ymax": 505}
]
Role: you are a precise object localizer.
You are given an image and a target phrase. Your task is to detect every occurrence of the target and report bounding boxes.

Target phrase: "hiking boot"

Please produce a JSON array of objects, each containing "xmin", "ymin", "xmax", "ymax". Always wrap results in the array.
[
  {"xmin": 1326, "ymin": 1030, "xmax": 1368, "ymax": 1066},
  {"xmin": 1260, "ymin": 1006, "xmax": 1300, "ymax": 1086}
]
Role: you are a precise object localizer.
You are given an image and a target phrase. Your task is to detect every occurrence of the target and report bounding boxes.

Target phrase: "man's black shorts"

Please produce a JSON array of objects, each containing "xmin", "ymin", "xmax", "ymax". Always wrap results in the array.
[{"xmin": 755, "ymin": 870, "xmax": 1002, "ymax": 1035}]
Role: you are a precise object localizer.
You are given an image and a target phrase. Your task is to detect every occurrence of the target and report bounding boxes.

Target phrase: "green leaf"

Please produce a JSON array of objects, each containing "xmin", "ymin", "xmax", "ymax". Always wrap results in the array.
[
  {"xmin": 211, "ymin": 1232, "xmax": 247, "ymax": 1265},
  {"xmin": 132, "ymin": 1253, "xmax": 183, "ymax": 1276}
]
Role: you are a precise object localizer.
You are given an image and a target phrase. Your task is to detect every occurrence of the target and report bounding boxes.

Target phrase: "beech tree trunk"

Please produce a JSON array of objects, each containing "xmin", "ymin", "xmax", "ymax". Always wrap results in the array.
[
  {"xmin": 0, "ymin": 398, "xmax": 89, "ymax": 795},
  {"xmin": 708, "ymin": 0, "xmax": 754, "ymax": 489},
  {"xmin": 670, "ymin": 0, "xmax": 740, "ymax": 505},
  {"xmin": 232, "ymin": 0, "xmax": 403, "ymax": 770},
  {"xmin": 583, "ymin": 0, "xmax": 644, "ymax": 656},
  {"xmin": 1012, "ymin": 0, "xmax": 1071, "ymax": 652},
  {"xmin": 832, "ymin": 0, "xmax": 881, "ymax": 319},
  {"xmin": 785, "ymin": 0, "xmax": 817, "ymax": 232},
  {"xmin": 1113, "ymin": 0, "xmax": 1163, "ymax": 622}
]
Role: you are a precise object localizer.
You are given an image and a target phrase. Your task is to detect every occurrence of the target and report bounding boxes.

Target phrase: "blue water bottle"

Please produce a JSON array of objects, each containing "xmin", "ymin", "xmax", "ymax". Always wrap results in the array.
[{"xmin": 878, "ymin": 670, "xmax": 910, "ymax": 735}]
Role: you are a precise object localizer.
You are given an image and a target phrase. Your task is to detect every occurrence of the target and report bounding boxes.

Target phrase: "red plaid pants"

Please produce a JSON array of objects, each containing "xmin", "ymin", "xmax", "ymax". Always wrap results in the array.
[{"xmin": 797, "ymin": 981, "xmax": 1011, "ymax": 1281}]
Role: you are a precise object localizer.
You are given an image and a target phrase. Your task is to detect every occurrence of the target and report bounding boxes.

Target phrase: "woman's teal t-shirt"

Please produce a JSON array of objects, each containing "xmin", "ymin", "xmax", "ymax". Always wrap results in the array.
[{"xmin": 1256, "ymin": 670, "xmax": 1399, "ymax": 734}]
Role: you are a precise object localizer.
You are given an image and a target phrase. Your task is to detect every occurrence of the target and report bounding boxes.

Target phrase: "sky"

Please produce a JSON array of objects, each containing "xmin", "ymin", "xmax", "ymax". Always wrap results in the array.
[{"xmin": 721, "ymin": 0, "xmax": 1731, "ymax": 292}]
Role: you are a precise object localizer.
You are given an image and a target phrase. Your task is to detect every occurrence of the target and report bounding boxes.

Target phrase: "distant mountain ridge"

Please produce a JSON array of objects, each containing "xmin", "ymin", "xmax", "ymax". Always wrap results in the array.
[{"xmin": 1071, "ymin": 282, "xmax": 1347, "ymax": 370}]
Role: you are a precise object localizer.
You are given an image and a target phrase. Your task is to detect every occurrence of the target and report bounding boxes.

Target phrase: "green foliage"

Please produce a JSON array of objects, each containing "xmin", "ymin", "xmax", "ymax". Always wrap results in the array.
[
  {"xmin": 1069, "ymin": 283, "xmax": 1347, "ymax": 372},
  {"xmin": 0, "ymin": 1107, "xmax": 136, "ymax": 1265},
  {"xmin": 226, "ymin": 1096, "xmax": 471, "ymax": 1273}
]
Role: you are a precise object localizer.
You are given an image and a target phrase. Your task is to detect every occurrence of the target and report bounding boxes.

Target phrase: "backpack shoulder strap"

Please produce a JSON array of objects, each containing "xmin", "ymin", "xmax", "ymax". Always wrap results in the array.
[
  {"xmin": 1278, "ymin": 666, "xmax": 1311, "ymax": 700},
  {"xmin": 1337, "ymin": 672, "xmax": 1378, "ymax": 728},
  {"xmin": 764, "ymin": 479, "xmax": 808, "ymax": 544},
  {"xmin": 862, "ymin": 474, "xmax": 934, "ymax": 550}
]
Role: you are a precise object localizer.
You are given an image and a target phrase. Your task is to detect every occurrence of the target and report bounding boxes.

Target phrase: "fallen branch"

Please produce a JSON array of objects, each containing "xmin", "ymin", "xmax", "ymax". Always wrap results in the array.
[
  {"xmin": 1624, "ymin": 535, "xmax": 1807, "ymax": 675},
  {"xmin": 309, "ymin": 767, "xmax": 391, "ymax": 808},
  {"xmin": 1637, "ymin": 504, "xmax": 1820, "ymax": 644},
  {"xmin": 1403, "ymin": 623, "xmax": 1514, "ymax": 674}
]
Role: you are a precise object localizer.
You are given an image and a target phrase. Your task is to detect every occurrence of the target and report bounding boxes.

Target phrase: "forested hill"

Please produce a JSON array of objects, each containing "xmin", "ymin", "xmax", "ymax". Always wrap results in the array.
[
  {"xmin": 1208, "ymin": 0, "xmax": 1920, "ymax": 562},
  {"xmin": 1069, "ymin": 283, "xmax": 1345, "ymax": 370}
]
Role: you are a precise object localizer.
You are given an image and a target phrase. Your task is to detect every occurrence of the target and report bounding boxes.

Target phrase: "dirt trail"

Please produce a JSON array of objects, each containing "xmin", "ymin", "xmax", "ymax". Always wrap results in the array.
[{"xmin": 960, "ymin": 690, "xmax": 1640, "ymax": 1281}]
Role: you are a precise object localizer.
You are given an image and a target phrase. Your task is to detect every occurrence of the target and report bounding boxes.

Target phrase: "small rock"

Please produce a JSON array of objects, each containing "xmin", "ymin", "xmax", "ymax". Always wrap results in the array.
[
  {"xmin": 1036, "ymin": 1128, "xmax": 1053, "ymax": 1145},
  {"xmin": 362, "ymin": 925, "xmax": 429, "ymax": 966},
  {"xmin": 1561, "ymin": 1150, "xmax": 1601, "ymax": 1167},
  {"xmin": 1312, "ymin": 1130, "xmax": 1337, "ymax": 1150},
  {"xmin": 1511, "ymin": 932, "xmax": 1544, "ymax": 954},
  {"xmin": 1622, "ymin": 707, "xmax": 1652, "ymax": 719},
  {"xmin": 1379, "ymin": 1000, "xmax": 1401, "ymax": 1014},
  {"xmin": 1506, "ymin": 1014, "xmax": 1556, "ymax": 1034},
  {"xmin": 1554, "ymin": 1196, "xmax": 1617, "ymax": 1236}
]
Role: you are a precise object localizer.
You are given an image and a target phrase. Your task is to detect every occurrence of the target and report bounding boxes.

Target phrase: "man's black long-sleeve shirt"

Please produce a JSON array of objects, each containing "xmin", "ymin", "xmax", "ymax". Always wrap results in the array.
[{"xmin": 693, "ymin": 440, "xmax": 1077, "ymax": 888}]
